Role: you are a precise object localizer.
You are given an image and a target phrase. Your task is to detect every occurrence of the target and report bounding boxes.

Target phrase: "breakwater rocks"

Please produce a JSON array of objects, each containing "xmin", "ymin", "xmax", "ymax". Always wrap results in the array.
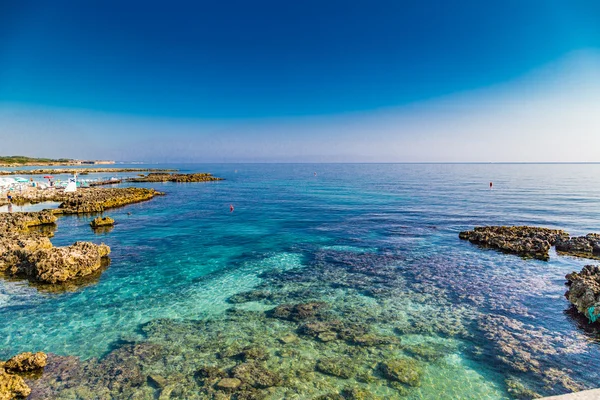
[
  {"xmin": 0, "ymin": 211, "xmax": 111, "ymax": 284},
  {"xmin": 0, "ymin": 352, "xmax": 47, "ymax": 399},
  {"xmin": 459, "ymin": 226, "xmax": 600, "ymax": 261},
  {"xmin": 126, "ymin": 172, "xmax": 223, "ymax": 183},
  {"xmin": 565, "ymin": 265, "xmax": 600, "ymax": 322},
  {"xmin": 0, "ymin": 168, "xmax": 176, "ymax": 176}
]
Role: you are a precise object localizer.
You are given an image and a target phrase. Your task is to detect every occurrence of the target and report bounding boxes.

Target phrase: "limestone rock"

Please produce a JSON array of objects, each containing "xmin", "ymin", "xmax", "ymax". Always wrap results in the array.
[
  {"xmin": 4, "ymin": 352, "xmax": 47, "ymax": 373},
  {"xmin": 565, "ymin": 265, "xmax": 600, "ymax": 321},
  {"xmin": 459, "ymin": 226, "xmax": 568, "ymax": 260},
  {"xmin": 14, "ymin": 241, "xmax": 110, "ymax": 283},
  {"xmin": 127, "ymin": 173, "xmax": 223, "ymax": 183},
  {"xmin": 556, "ymin": 234, "xmax": 600, "ymax": 259},
  {"xmin": 0, "ymin": 369, "xmax": 30, "ymax": 400},
  {"xmin": 90, "ymin": 216, "xmax": 115, "ymax": 228}
]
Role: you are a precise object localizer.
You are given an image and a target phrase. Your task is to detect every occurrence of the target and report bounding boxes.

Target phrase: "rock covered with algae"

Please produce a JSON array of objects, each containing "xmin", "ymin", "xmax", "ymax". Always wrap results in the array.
[
  {"xmin": 565, "ymin": 264, "xmax": 600, "ymax": 322},
  {"xmin": 316, "ymin": 357, "xmax": 358, "ymax": 379},
  {"xmin": 459, "ymin": 226, "xmax": 568, "ymax": 260},
  {"xmin": 379, "ymin": 357, "xmax": 424, "ymax": 387}
]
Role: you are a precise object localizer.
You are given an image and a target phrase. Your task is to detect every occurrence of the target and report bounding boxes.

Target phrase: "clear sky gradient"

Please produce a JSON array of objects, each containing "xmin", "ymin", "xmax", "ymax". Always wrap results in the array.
[{"xmin": 1, "ymin": 0, "xmax": 599, "ymax": 162}]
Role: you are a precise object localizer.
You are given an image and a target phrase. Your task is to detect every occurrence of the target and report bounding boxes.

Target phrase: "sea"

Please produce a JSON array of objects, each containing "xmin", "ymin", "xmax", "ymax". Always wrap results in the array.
[{"xmin": 1, "ymin": 163, "xmax": 600, "ymax": 399}]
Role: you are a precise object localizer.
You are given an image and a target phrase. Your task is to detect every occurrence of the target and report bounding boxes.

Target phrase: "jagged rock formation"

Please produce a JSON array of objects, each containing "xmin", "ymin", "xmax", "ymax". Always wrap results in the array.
[
  {"xmin": 4, "ymin": 353, "xmax": 47, "ymax": 374},
  {"xmin": 0, "ymin": 212, "xmax": 111, "ymax": 284},
  {"xmin": 90, "ymin": 216, "xmax": 115, "ymax": 228},
  {"xmin": 459, "ymin": 226, "xmax": 568, "ymax": 260},
  {"xmin": 565, "ymin": 265, "xmax": 600, "ymax": 322},
  {"xmin": 0, "ymin": 352, "xmax": 47, "ymax": 399},
  {"xmin": 55, "ymin": 188, "xmax": 162, "ymax": 214},
  {"xmin": 126, "ymin": 172, "xmax": 223, "ymax": 183},
  {"xmin": 2, "ymin": 188, "xmax": 166, "ymax": 286},
  {"xmin": 556, "ymin": 234, "xmax": 600, "ymax": 259},
  {"xmin": 10, "ymin": 188, "xmax": 163, "ymax": 213}
]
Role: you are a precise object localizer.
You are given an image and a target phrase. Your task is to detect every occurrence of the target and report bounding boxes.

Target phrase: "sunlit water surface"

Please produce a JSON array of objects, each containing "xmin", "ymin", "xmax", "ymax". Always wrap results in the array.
[{"xmin": 1, "ymin": 163, "xmax": 600, "ymax": 399}]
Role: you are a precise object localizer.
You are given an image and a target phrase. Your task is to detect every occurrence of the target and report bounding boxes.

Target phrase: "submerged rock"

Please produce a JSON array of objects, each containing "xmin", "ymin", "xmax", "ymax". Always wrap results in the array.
[
  {"xmin": 379, "ymin": 358, "xmax": 424, "ymax": 387},
  {"xmin": 90, "ymin": 216, "xmax": 115, "ymax": 228},
  {"xmin": 316, "ymin": 358, "xmax": 357, "ymax": 379},
  {"xmin": 231, "ymin": 362, "xmax": 281, "ymax": 389},
  {"xmin": 216, "ymin": 377, "xmax": 242, "ymax": 391},
  {"xmin": 459, "ymin": 226, "xmax": 567, "ymax": 260},
  {"xmin": 268, "ymin": 302, "xmax": 328, "ymax": 321},
  {"xmin": 565, "ymin": 265, "xmax": 600, "ymax": 322}
]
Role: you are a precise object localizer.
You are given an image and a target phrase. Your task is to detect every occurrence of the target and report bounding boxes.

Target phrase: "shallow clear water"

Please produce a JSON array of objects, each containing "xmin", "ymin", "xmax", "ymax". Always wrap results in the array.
[{"xmin": 2, "ymin": 163, "xmax": 600, "ymax": 399}]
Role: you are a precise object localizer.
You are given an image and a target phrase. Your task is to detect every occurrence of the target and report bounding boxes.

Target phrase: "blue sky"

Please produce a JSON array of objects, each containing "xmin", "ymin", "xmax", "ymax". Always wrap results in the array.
[{"xmin": 1, "ymin": 0, "xmax": 599, "ymax": 161}]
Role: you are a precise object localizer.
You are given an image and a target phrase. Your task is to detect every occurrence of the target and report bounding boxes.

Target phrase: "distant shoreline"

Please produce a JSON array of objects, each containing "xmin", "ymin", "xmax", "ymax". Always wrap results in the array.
[{"xmin": 0, "ymin": 168, "xmax": 178, "ymax": 176}]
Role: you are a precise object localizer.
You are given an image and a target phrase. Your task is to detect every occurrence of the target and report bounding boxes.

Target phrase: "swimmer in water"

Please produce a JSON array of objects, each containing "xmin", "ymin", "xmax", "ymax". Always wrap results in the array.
[
  {"xmin": 230, "ymin": 204, "xmax": 234, "ymax": 212},
  {"xmin": 490, "ymin": 182, "xmax": 493, "ymax": 189}
]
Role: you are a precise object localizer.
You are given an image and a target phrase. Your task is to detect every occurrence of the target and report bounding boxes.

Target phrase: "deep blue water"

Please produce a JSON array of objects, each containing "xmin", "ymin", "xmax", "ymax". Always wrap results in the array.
[{"xmin": 1, "ymin": 163, "xmax": 600, "ymax": 399}]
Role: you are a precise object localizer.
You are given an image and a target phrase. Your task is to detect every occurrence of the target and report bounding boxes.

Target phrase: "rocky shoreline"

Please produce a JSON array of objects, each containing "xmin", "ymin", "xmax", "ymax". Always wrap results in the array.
[
  {"xmin": 0, "ymin": 352, "xmax": 47, "ymax": 399},
  {"xmin": 565, "ymin": 265, "xmax": 600, "ymax": 323},
  {"xmin": 460, "ymin": 226, "xmax": 600, "ymax": 326},
  {"xmin": 459, "ymin": 226, "xmax": 600, "ymax": 261},
  {"xmin": 0, "ymin": 168, "xmax": 177, "ymax": 176},
  {"xmin": 0, "ymin": 211, "xmax": 111, "ymax": 285},
  {"xmin": 10, "ymin": 187, "xmax": 163, "ymax": 213},
  {"xmin": 1, "ymin": 188, "xmax": 163, "ymax": 287}
]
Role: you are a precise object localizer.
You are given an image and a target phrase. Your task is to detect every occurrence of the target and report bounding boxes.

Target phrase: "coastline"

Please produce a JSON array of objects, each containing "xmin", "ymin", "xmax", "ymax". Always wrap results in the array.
[
  {"xmin": 0, "ymin": 168, "xmax": 177, "ymax": 176},
  {"xmin": 1, "ymin": 164, "xmax": 600, "ymax": 399}
]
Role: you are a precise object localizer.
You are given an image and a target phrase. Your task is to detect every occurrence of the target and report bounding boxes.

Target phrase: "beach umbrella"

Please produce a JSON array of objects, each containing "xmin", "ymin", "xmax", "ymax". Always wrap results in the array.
[{"xmin": 14, "ymin": 177, "xmax": 28, "ymax": 183}]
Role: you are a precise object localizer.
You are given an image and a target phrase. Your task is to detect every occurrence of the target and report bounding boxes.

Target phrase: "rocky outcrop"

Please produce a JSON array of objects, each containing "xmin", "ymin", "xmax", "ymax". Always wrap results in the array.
[
  {"xmin": 556, "ymin": 235, "xmax": 600, "ymax": 259},
  {"xmin": 55, "ymin": 188, "xmax": 162, "ymax": 214},
  {"xmin": 460, "ymin": 226, "xmax": 600, "ymax": 261},
  {"xmin": 565, "ymin": 265, "xmax": 600, "ymax": 322},
  {"xmin": 0, "ymin": 369, "xmax": 30, "ymax": 399},
  {"xmin": 10, "ymin": 188, "xmax": 163, "ymax": 213},
  {"xmin": 0, "ymin": 211, "xmax": 110, "ymax": 285},
  {"xmin": 0, "ymin": 211, "xmax": 57, "ymax": 232},
  {"xmin": 4, "ymin": 353, "xmax": 47, "ymax": 374},
  {"xmin": 90, "ymin": 216, "xmax": 115, "ymax": 228},
  {"xmin": 11, "ymin": 242, "xmax": 110, "ymax": 284},
  {"xmin": 0, "ymin": 352, "xmax": 47, "ymax": 399},
  {"xmin": 126, "ymin": 172, "xmax": 223, "ymax": 183},
  {"xmin": 459, "ymin": 226, "xmax": 568, "ymax": 260}
]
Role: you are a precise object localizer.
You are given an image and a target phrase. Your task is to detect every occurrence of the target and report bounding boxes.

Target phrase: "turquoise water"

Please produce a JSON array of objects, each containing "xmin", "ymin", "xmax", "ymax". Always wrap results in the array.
[{"xmin": 2, "ymin": 163, "xmax": 600, "ymax": 399}]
